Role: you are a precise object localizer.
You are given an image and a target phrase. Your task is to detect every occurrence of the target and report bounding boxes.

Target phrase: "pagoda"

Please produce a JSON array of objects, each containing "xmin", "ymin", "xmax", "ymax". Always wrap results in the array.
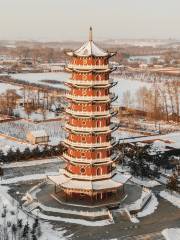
[{"xmin": 48, "ymin": 28, "xmax": 129, "ymax": 206}]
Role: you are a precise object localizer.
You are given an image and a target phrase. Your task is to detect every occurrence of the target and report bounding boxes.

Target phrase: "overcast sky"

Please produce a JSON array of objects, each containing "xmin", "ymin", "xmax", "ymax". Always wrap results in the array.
[{"xmin": 0, "ymin": 0, "xmax": 180, "ymax": 41}]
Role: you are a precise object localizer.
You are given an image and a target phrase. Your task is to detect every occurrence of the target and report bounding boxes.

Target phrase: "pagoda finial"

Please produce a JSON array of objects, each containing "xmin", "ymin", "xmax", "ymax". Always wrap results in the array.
[{"xmin": 89, "ymin": 26, "xmax": 93, "ymax": 42}]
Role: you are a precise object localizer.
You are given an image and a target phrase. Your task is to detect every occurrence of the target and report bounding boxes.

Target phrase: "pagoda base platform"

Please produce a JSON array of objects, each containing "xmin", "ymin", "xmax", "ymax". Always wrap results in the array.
[
  {"xmin": 47, "ymin": 170, "xmax": 131, "ymax": 208},
  {"xmin": 22, "ymin": 178, "xmax": 142, "ymax": 222}
]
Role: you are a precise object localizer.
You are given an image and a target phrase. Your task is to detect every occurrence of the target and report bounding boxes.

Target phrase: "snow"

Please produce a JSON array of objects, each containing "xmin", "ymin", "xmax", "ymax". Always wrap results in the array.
[
  {"xmin": 0, "ymin": 119, "xmax": 65, "ymax": 147},
  {"xmin": 73, "ymin": 41, "xmax": 109, "ymax": 57},
  {"xmin": 129, "ymin": 215, "xmax": 140, "ymax": 223},
  {"xmin": 32, "ymin": 209, "xmax": 110, "ymax": 227},
  {"xmin": 162, "ymin": 228, "xmax": 180, "ymax": 240},
  {"xmin": 28, "ymin": 130, "xmax": 48, "ymax": 138},
  {"xmin": 48, "ymin": 173, "xmax": 122, "ymax": 190},
  {"xmin": 0, "ymin": 172, "xmax": 58, "ymax": 184},
  {"xmin": 130, "ymin": 176, "xmax": 161, "ymax": 188},
  {"xmin": 38, "ymin": 202, "xmax": 108, "ymax": 218},
  {"xmin": 113, "ymin": 172, "xmax": 131, "ymax": 184},
  {"xmin": 10, "ymin": 72, "xmax": 152, "ymax": 109},
  {"xmin": 0, "ymin": 82, "xmax": 21, "ymax": 94},
  {"xmin": 159, "ymin": 190, "xmax": 180, "ymax": 208},
  {"xmin": 127, "ymin": 188, "xmax": 152, "ymax": 212},
  {"xmin": 2, "ymin": 157, "xmax": 62, "ymax": 169},
  {"xmin": 11, "ymin": 72, "xmax": 68, "ymax": 90},
  {"xmin": 137, "ymin": 194, "xmax": 159, "ymax": 218},
  {"xmin": 0, "ymin": 185, "xmax": 68, "ymax": 240},
  {"xmin": 112, "ymin": 77, "xmax": 151, "ymax": 107},
  {"xmin": 121, "ymin": 131, "xmax": 180, "ymax": 149}
]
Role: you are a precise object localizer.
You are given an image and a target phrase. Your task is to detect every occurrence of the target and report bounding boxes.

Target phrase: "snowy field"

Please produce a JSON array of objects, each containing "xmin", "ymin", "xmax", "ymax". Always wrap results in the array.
[
  {"xmin": 0, "ymin": 82, "xmax": 22, "ymax": 94},
  {"xmin": 162, "ymin": 228, "xmax": 180, "ymax": 240},
  {"xmin": 10, "ymin": 72, "xmax": 152, "ymax": 107},
  {"xmin": 0, "ymin": 119, "xmax": 65, "ymax": 148},
  {"xmin": 160, "ymin": 190, "xmax": 180, "ymax": 208},
  {"xmin": 11, "ymin": 72, "xmax": 67, "ymax": 90},
  {"xmin": 14, "ymin": 106, "xmax": 61, "ymax": 122},
  {"xmin": 0, "ymin": 184, "xmax": 69, "ymax": 240}
]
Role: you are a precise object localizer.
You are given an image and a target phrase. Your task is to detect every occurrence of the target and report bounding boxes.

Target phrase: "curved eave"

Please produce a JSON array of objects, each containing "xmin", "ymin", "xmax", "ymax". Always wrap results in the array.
[
  {"xmin": 65, "ymin": 81, "xmax": 117, "ymax": 89},
  {"xmin": 64, "ymin": 123, "xmax": 119, "ymax": 134},
  {"xmin": 62, "ymin": 155, "xmax": 114, "ymax": 165},
  {"xmin": 65, "ymin": 110, "xmax": 118, "ymax": 118},
  {"xmin": 65, "ymin": 67, "xmax": 116, "ymax": 73},
  {"xmin": 65, "ymin": 95, "xmax": 117, "ymax": 103},
  {"xmin": 107, "ymin": 52, "xmax": 117, "ymax": 59},
  {"xmin": 66, "ymin": 50, "xmax": 116, "ymax": 59},
  {"xmin": 62, "ymin": 141, "xmax": 117, "ymax": 150},
  {"xmin": 66, "ymin": 52, "xmax": 110, "ymax": 58}
]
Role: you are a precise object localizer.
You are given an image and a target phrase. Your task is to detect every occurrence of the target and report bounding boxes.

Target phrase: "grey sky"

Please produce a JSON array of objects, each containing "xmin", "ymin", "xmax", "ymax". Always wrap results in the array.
[{"xmin": 0, "ymin": 0, "xmax": 180, "ymax": 41}]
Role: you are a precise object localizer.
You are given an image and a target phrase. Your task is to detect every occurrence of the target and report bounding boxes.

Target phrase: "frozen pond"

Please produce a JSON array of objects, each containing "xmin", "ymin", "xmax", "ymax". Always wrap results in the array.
[
  {"xmin": 11, "ymin": 72, "xmax": 67, "ymax": 90},
  {"xmin": 10, "ymin": 72, "xmax": 152, "ymax": 107}
]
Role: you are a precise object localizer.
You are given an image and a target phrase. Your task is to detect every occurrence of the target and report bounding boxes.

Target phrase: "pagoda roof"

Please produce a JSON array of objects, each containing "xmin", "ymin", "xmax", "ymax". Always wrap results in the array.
[
  {"xmin": 48, "ymin": 171, "xmax": 131, "ymax": 191},
  {"xmin": 66, "ymin": 27, "xmax": 115, "ymax": 58}
]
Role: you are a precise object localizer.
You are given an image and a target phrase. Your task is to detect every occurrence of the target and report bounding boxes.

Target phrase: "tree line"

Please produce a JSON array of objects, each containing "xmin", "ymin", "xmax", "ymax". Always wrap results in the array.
[
  {"xmin": 0, "ymin": 144, "xmax": 64, "ymax": 163},
  {"xmin": 123, "ymin": 79, "xmax": 180, "ymax": 122}
]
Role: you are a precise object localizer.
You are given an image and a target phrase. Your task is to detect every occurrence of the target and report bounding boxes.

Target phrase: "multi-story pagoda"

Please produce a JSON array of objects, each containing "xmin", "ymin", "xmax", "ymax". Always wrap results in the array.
[{"xmin": 49, "ymin": 28, "xmax": 129, "ymax": 206}]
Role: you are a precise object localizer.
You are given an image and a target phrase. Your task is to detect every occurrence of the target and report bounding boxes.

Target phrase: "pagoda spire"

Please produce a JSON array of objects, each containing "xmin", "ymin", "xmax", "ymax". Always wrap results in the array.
[{"xmin": 89, "ymin": 26, "xmax": 93, "ymax": 42}]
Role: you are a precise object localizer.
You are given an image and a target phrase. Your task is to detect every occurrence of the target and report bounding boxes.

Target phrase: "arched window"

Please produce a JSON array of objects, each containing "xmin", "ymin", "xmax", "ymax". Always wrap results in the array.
[
  {"xmin": 96, "ymin": 167, "xmax": 102, "ymax": 176},
  {"xmin": 96, "ymin": 152, "xmax": 101, "ymax": 159}
]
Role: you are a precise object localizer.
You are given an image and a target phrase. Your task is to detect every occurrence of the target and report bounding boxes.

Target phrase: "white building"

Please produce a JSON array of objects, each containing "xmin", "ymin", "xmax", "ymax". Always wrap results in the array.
[{"xmin": 26, "ymin": 130, "xmax": 49, "ymax": 144}]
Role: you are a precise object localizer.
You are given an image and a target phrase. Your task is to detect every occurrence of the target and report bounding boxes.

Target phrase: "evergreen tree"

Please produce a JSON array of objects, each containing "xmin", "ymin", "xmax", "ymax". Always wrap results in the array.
[
  {"xmin": 22, "ymin": 222, "xmax": 29, "ymax": 238},
  {"xmin": 17, "ymin": 219, "xmax": 23, "ymax": 229},
  {"xmin": 0, "ymin": 149, "xmax": 5, "ymax": 162},
  {"xmin": 32, "ymin": 146, "xmax": 41, "ymax": 158},
  {"xmin": 23, "ymin": 147, "xmax": 32, "ymax": 160},
  {"xmin": 15, "ymin": 148, "xmax": 22, "ymax": 162},
  {"xmin": 6, "ymin": 148, "xmax": 15, "ymax": 162},
  {"xmin": 12, "ymin": 223, "xmax": 17, "ymax": 239}
]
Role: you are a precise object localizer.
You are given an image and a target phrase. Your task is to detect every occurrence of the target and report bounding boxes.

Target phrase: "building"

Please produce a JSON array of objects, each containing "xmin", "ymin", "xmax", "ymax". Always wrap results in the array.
[
  {"xmin": 26, "ymin": 130, "xmax": 49, "ymax": 144},
  {"xmin": 39, "ymin": 63, "xmax": 65, "ymax": 72},
  {"xmin": 48, "ymin": 28, "xmax": 130, "ymax": 206}
]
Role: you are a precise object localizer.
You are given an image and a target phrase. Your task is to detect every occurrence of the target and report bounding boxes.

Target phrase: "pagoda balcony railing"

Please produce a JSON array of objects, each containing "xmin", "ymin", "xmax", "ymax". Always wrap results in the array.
[
  {"xmin": 63, "ymin": 169, "xmax": 117, "ymax": 181},
  {"xmin": 68, "ymin": 64, "xmax": 109, "ymax": 70},
  {"xmin": 66, "ymin": 93, "xmax": 116, "ymax": 102},
  {"xmin": 63, "ymin": 138, "xmax": 116, "ymax": 149},
  {"xmin": 66, "ymin": 108, "xmax": 118, "ymax": 117},
  {"xmin": 62, "ymin": 153, "xmax": 119, "ymax": 164},
  {"xmin": 66, "ymin": 79, "xmax": 114, "ymax": 86},
  {"xmin": 65, "ymin": 122, "xmax": 118, "ymax": 133}
]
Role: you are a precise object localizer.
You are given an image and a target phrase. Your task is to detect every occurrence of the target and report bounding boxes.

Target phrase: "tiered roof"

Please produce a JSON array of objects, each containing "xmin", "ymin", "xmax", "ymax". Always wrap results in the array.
[{"xmin": 67, "ymin": 27, "xmax": 115, "ymax": 58}]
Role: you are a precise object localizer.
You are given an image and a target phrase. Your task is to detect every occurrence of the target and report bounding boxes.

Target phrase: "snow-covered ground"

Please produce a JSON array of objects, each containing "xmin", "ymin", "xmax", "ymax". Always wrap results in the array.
[
  {"xmin": 0, "ymin": 119, "xmax": 65, "ymax": 147},
  {"xmin": 14, "ymin": 106, "xmax": 60, "ymax": 122},
  {"xmin": 10, "ymin": 72, "xmax": 152, "ymax": 108},
  {"xmin": 130, "ymin": 176, "xmax": 161, "ymax": 188},
  {"xmin": 0, "ymin": 82, "xmax": 21, "ymax": 94},
  {"xmin": 112, "ymin": 77, "xmax": 151, "ymax": 107},
  {"xmin": 127, "ymin": 188, "xmax": 152, "ymax": 212},
  {"xmin": 0, "ymin": 184, "xmax": 68, "ymax": 240},
  {"xmin": 11, "ymin": 72, "xmax": 67, "ymax": 90},
  {"xmin": 162, "ymin": 228, "xmax": 180, "ymax": 240},
  {"xmin": 159, "ymin": 190, "xmax": 180, "ymax": 208},
  {"xmin": 2, "ymin": 157, "xmax": 62, "ymax": 168},
  {"xmin": 0, "ymin": 173, "xmax": 112, "ymax": 228},
  {"xmin": 137, "ymin": 194, "xmax": 159, "ymax": 218}
]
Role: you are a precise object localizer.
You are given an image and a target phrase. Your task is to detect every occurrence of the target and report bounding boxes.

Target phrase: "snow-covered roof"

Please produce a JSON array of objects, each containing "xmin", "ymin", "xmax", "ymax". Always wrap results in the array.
[
  {"xmin": 67, "ymin": 27, "xmax": 114, "ymax": 57},
  {"xmin": 28, "ymin": 130, "xmax": 49, "ymax": 138},
  {"xmin": 48, "ymin": 171, "xmax": 130, "ymax": 191},
  {"xmin": 73, "ymin": 41, "xmax": 109, "ymax": 57}
]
